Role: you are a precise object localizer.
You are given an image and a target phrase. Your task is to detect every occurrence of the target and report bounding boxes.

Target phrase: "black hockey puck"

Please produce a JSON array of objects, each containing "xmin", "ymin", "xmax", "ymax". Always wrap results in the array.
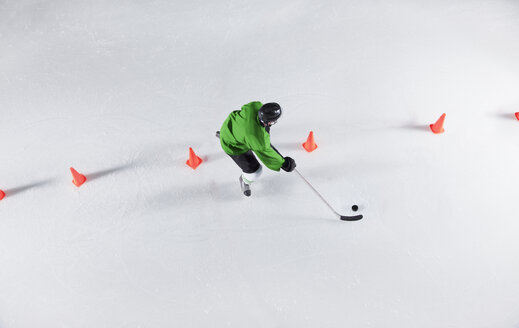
[{"xmin": 352, "ymin": 205, "xmax": 359, "ymax": 212}]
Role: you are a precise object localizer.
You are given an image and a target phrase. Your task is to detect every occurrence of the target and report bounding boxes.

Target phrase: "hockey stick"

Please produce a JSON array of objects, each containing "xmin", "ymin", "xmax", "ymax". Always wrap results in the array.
[
  {"xmin": 270, "ymin": 142, "xmax": 363, "ymax": 221},
  {"xmin": 217, "ymin": 130, "xmax": 362, "ymax": 221},
  {"xmin": 294, "ymin": 169, "xmax": 363, "ymax": 221}
]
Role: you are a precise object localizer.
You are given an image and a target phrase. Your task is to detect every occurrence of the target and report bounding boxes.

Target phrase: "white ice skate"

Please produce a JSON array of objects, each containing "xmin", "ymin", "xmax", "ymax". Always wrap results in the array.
[{"xmin": 239, "ymin": 176, "xmax": 251, "ymax": 197}]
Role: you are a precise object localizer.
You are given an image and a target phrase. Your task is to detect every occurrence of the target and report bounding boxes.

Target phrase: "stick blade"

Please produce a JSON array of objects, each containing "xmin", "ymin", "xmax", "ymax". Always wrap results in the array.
[{"xmin": 340, "ymin": 214, "xmax": 363, "ymax": 221}]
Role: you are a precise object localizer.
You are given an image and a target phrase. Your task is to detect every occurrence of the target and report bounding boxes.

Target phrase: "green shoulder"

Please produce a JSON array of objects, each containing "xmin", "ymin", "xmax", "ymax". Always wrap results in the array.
[{"xmin": 242, "ymin": 101, "xmax": 263, "ymax": 112}]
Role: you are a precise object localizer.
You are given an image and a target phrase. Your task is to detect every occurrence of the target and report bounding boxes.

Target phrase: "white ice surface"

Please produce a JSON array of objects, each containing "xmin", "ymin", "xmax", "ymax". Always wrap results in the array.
[{"xmin": 1, "ymin": 0, "xmax": 519, "ymax": 327}]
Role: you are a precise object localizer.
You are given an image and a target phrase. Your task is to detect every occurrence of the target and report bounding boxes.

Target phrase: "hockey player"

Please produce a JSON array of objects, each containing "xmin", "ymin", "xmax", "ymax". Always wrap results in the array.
[{"xmin": 218, "ymin": 102, "xmax": 297, "ymax": 196}]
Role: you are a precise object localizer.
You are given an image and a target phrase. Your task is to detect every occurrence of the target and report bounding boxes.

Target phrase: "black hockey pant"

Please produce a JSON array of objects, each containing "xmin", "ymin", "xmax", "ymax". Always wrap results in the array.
[{"xmin": 228, "ymin": 150, "xmax": 261, "ymax": 174}]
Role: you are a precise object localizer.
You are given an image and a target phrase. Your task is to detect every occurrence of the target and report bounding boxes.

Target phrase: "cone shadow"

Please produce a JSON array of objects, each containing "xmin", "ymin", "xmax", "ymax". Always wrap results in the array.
[
  {"xmin": 400, "ymin": 124, "xmax": 430, "ymax": 132},
  {"xmin": 497, "ymin": 113, "xmax": 518, "ymax": 121},
  {"xmin": 86, "ymin": 163, "xmax": 135, "ymax": 182},
  {"xmin": 4, "ymin": 179, "xmax": 56, "ymax": 197}
]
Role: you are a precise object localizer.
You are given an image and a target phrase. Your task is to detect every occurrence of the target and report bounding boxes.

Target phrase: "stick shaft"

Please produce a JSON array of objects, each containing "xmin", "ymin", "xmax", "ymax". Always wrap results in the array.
[{"xmin": 294, "ymin": 169, "xmax": 340, "ymax": 218}]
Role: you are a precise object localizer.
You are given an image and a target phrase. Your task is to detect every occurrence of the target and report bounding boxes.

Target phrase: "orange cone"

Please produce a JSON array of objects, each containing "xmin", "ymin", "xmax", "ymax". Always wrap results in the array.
[
  {"xmin": 186, "ymin": 147, "xmax": 203, "ymax": 169},
  {"xmin": 515, "ymin": 112, "xmax": 519, "ymax": 121},
  {"xmin": 430, "ymin": 113, "xmax": 446, "ymax": 134},
  {"xmin": 70, "ymin": 167, "xmax": 87, "ymax": 187},
  {"xmin": 0, "ymin": 189, "xmax": 5, "ymax": 200},
  {"xmin": 302, "ymin": 131, "xmax": 318, "ymax": 152}
]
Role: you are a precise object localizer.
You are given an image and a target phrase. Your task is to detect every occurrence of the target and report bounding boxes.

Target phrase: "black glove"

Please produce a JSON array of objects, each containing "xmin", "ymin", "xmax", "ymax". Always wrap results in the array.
[{"xmin": 281, "ymin": 156, "xmax": 296, "ymax": 172}]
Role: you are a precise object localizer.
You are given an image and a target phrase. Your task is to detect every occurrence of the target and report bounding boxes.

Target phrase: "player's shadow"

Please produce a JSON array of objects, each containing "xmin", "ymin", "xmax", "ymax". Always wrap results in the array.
[
  {"xmin": 4, "ymin": 178, "xmax": 56, "ymax": 198},
  {"xmin": 254, "ymin": 174, "xmax": 291, "ymax": 198},
  {"xmin": 86, "ymin": 163, "xmax": 136, "ymax": 182}
]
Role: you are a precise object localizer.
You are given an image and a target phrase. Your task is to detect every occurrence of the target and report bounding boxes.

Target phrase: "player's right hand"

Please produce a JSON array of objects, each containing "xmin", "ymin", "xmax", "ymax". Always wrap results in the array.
[{"xmin": 281, "ymin": 157, "xmax": 296, "ymax": 172}]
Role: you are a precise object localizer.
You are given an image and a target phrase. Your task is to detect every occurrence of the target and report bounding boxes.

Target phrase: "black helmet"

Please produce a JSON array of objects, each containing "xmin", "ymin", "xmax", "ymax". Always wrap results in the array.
[{"xmin": 258, "ymin": 103, "xmax": 282, "ymax": 127}]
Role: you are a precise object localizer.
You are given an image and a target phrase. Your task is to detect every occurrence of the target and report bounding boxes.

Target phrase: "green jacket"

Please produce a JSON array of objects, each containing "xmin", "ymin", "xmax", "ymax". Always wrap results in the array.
[{"xmin": 220, "ymin": 101, "xmax": 285, "ymax": 171}]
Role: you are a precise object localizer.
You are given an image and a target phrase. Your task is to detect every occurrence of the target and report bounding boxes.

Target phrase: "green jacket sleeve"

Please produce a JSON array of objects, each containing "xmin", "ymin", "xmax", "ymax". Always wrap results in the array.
[{"xmin": 250, "ymin": 132, "xmax": 285, "ymax": 171}]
